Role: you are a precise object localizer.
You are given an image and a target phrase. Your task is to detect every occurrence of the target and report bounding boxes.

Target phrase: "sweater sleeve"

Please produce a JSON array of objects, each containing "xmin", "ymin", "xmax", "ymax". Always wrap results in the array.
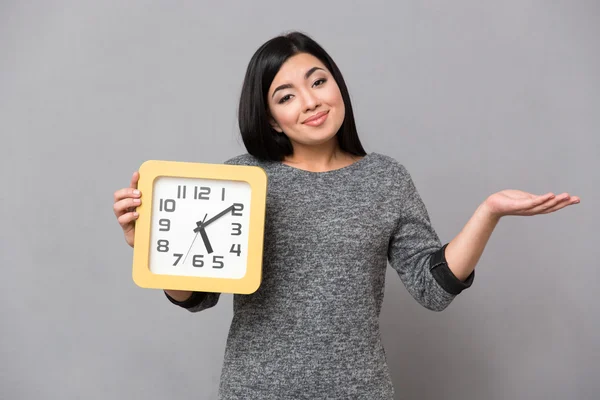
[
  {"xmin": 164, "ymin": 291, "xmax": 221, "ymax": 313},
  {"xmin": 387, "ymin": 164, "xmax": 474, "ymax": 311}
]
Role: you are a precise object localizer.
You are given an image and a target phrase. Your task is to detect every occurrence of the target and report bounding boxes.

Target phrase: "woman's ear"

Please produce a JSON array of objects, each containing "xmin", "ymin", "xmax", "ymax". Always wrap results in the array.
[{"xmin": 269, "ymin": 117, "xmax": 283, "ymax": 133}]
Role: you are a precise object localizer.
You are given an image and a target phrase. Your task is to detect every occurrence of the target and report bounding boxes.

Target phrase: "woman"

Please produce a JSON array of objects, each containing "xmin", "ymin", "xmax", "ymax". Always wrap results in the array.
[{"xmin": 113, "ymin": 32, "xmax": 579, "ymax": 399}]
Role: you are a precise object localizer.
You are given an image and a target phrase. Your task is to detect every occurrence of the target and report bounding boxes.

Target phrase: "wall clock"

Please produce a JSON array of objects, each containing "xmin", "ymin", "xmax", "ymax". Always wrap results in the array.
[{"xmin": 132, "ymin": 160, "xmax": 267, "ymax": 294}]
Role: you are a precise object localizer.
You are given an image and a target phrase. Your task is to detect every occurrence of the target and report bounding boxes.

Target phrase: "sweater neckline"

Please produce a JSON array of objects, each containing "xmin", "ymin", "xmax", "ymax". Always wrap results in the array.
[{"xmin": 273, "ymin": 152, "xmax": 375, "ymax": 176}]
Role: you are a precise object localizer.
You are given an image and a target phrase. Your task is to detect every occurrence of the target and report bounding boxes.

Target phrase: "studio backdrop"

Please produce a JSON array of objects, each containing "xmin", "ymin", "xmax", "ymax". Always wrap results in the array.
[{"xmin": 1, "ymin": 1, "xmax": 598, "ymax": 399}]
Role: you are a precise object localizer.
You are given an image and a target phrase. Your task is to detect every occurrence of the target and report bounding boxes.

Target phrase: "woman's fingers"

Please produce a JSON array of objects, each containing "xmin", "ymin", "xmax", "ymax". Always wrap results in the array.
[
  {"xmin": 114, "ymin": 172, "xmax": 141, "ymax": 202},
  {"xmin": 530, "ymin": 195, "xmax": 564, "ymax": 213},
  {"xmin": 113, "ymin": 186, "xmax": 141, "ymax": 204},
  {"xmin": 117, "ymin": 209, "xmax": 139, "ymax": 226},
  {"xmin": 113, "ymin": 172, "xmax": 142, "ymax": 247},
  {"xmin": 130, "ymin": 171, "xmax": 139, "ymax": 189},
  {"xmin": 113, "ymin": 195, "xmax": 142, "ymax": 217},
  {"xmin": 524, "ymin": 193, "xmax": 554, "ymax": 209},
  {"xmin": 529, "ymin": 193, "xmax": 577, "ymax": 215},
  {"xmin": 539, "ymin": 195, "xmax": 580, "ymax": 214}
]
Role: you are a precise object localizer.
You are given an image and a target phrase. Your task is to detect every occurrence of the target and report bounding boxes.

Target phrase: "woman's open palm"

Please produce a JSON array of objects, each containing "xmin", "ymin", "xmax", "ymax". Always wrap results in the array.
[{"xmin": 485, "ymin": 189, "xmax": 580, "ymax": 218}]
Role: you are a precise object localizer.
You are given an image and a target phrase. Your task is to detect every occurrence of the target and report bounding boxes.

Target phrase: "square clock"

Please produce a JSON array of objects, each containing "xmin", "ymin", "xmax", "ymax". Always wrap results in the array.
[{"xmin": 132, "ymin": 160, "xmax": 267, "ymax": 294}]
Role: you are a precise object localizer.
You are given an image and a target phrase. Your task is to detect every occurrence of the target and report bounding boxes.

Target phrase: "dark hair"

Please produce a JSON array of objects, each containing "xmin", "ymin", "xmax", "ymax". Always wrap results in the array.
[{"xmin": 237, "ymin": 31, "xmax": 366, "ymax": 161}]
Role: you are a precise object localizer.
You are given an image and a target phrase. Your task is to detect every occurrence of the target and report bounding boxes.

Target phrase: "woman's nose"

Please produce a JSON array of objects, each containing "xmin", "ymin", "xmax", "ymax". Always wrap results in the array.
[{"xmin": 301, "ymin": 90, "xmax": 321, "ymax": 111}]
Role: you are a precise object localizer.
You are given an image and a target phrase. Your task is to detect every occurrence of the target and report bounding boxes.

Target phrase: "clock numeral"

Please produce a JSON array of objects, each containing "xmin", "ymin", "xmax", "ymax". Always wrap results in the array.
[
  {"xmin": 194, "ymin": 186, "xmax": 211, "ymax": 200},
  {"xmin": 159, "ymin": 199, "xmax": 176, "ymax": 212},
  {"xmin": 158, "ymin": 218, "xmax": 170, "ymax": 231},
  {"xmin": 230, "ymin": 244, "xmax": 241, "ymax": 257},
  {"xmin": 177, "ymin": 185, "xmax": 187, "ymax": 199},
  {"xmin": 192, "ymin": 255, "xmax": 204, "ymax": 268},
  {"xmin": 222, "ymin": 188, "xmax": 226, "ymax": 201},
  {"xmin": 157, "ymin": 240, "xmax": 169, "ymax": 252},
  {"xmin": 213, "ymin": 255, "xmax": 224, "ymax": 269},
  {"xmin": 172, "ymin": 253, "xmax": 183, "ymax": 266},
  {"xmin": 231, "ymin": 223, "xmax": 242, "ymax": 236},
  {"xmin": 232, "ymin": 203, "xmax": 244, "ymax": 216}
]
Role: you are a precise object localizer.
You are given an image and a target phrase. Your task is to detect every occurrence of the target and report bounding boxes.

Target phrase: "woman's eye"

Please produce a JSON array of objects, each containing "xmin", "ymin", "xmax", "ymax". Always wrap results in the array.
[
  {"xmin": 279, "ymin": 94, "xmax": 292, "ymax": 104},
  {"xmin": 313, "ymin": 78, "xmax": 327, "ymax": 87}
]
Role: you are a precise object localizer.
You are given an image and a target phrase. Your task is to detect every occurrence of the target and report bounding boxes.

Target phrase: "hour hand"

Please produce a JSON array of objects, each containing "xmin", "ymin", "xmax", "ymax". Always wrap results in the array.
[
  {"xmin": 198, "ymin": 226, "xmax": 213, "ymax": 254},
  {"xmin": 192, "ymin": 214, "xmax": 213, "ymax": 254}
]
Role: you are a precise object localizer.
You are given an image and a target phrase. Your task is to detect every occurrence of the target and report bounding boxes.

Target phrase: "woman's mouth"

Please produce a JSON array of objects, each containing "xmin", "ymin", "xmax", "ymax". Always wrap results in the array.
[{"xmin": 302, "ymin": 111, "xmax": 329, "ymax": 127}]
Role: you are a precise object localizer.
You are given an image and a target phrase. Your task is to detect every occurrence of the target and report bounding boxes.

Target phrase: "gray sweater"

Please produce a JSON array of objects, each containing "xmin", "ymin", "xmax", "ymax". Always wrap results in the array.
[{"xmin": 165, "ymin": 152, "xmax": 474, "ymax": 399}]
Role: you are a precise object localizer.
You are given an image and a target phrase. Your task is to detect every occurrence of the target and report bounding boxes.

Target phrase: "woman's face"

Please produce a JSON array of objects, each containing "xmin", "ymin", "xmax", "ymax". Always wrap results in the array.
[{"xmin": 267, "ymin": 53, "xmax": 345, "ymax": 150}]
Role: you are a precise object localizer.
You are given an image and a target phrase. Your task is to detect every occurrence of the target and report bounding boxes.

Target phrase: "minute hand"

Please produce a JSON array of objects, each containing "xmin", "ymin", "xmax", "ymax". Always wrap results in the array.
[{"xmin": 196, "ymin": 205, "xmax": 235, "ymax": 231}]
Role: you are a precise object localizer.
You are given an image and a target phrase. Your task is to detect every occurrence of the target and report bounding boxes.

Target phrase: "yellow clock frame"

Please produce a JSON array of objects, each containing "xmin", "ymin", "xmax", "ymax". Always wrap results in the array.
[{"xmin": 132, "ymin": 159, "xmax": 268, "ymax": 294}]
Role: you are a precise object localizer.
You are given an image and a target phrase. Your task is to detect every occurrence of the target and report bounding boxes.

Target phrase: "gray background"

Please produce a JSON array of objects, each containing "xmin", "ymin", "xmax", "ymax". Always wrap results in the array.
[{"xmin": 1, "ymin": 1, "xmax": 598, "ymax": 399}]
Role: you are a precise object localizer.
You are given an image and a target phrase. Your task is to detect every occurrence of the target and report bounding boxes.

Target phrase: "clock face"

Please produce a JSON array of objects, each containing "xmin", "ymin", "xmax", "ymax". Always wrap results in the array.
[{"xmin": 149, "ymin": 176, "xmax": 252, "ymax": 279}]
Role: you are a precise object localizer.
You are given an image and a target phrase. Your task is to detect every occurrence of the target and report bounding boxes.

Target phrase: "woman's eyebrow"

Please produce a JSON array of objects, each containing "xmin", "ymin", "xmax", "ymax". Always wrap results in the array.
[{"xmin": 271, "ymin": 67, "xmax": 326, "ymax": 98}]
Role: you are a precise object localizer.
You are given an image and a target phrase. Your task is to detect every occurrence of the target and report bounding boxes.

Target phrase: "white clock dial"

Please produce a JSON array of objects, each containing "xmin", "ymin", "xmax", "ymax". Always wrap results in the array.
[{"xmin": 149, "ymin": 176, "xmax": 252, "ymax": 279}]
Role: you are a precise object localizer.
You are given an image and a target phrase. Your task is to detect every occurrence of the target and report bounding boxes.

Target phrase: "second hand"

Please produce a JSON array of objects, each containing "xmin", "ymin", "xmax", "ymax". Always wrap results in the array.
[{"xmin": 183, "ymin": 213, "xmax": 207, "ymax": 264}]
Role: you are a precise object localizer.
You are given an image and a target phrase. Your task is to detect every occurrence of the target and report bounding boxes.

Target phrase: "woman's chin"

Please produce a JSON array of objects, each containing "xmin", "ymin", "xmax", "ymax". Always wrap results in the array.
[{"xmin": 291, "ymin": 134, "xmax": 338, "ymax": 148}]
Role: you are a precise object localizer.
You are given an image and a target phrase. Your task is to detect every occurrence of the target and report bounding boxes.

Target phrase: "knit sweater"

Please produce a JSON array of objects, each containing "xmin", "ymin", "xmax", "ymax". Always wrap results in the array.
[{"xmin": 165, "ymin": 152, "xmax": 474, "ymax": 399}]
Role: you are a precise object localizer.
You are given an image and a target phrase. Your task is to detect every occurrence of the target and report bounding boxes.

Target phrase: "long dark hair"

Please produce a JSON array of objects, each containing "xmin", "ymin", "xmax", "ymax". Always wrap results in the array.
[{"xmin": 238, "ymin": 31, "xmax": 366, "ymax": 161}]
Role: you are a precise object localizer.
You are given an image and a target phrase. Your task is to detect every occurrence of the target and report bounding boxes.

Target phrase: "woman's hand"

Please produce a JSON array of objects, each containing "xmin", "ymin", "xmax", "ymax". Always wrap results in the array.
[
  {"xmin": 113, "ymin": 171, "xmax": 142, "ymax": 247},
  {"xmin": 483, "ymin": 190, "xmax": 580, "ymax": 219}
]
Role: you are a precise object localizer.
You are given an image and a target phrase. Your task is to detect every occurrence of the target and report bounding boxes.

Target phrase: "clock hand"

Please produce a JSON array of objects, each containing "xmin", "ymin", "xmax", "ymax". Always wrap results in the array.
[
  {"xmin": 192, "ymin": 206, "xmax": 234, "ymax": 255},
  {"xmin": 195, "ymin": 204, "xmax": 235, "ymax": 230},
  {"xmin": 184, "ymin": 214, "xmax": 207, "ymax": 264},
  {"xmin": 198, "ymin": 226, "xmax": 213, "ymax": 254},
  {"xmin": 182, "ymin": 232, "xmax": 199, "ymax": 264}
]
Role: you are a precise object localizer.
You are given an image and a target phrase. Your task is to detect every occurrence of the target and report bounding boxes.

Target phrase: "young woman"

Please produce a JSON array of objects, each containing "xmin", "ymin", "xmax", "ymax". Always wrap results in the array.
[{"xmin": 112, "ymin": 32, "xmax": 579, "ymax": 399}]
